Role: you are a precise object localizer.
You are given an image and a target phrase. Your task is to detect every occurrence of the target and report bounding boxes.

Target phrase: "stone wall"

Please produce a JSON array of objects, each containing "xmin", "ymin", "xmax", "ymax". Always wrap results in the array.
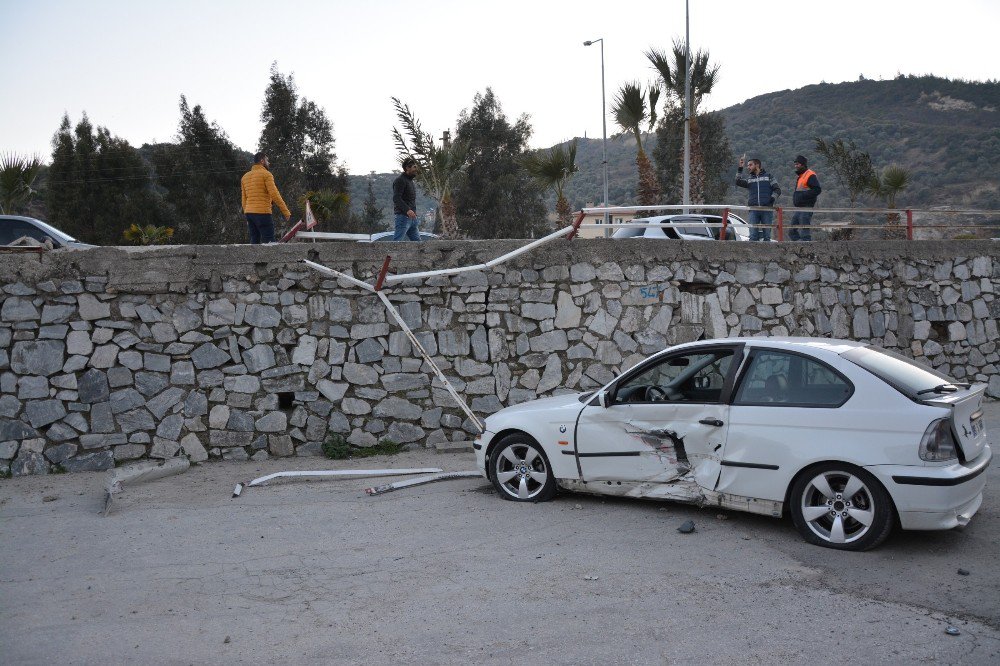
[{"xmin": 1, "ymin": 240, "xmax": 997, "ymax": 476}]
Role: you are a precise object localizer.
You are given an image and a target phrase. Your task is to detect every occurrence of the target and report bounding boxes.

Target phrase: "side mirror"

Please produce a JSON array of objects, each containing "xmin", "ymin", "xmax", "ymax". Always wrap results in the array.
[{"xmin": 597, "ymin": 391, "xmax": 609, "ymax": 408}]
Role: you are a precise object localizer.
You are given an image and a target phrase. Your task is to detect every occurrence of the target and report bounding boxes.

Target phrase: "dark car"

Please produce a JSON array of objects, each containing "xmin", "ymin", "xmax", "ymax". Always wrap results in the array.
[{"xmin": 0, "ymin": 216, "xmax": 95, "ymax": 249}]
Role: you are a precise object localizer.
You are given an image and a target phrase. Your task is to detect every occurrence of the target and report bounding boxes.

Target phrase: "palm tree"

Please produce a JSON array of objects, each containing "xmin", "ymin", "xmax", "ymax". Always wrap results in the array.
[
  {"xmin": 391, "ymin": 97, "xmax": 468, "ymax": 239},
  {"xmin": 645, "ymin": 41, "xmax": 720, "ymax": 203},
  {"xmin": 868, "ymin": 164, "xmax": 911, "ymax": 239},
  {"xmin": 0, "ymin": 153, "xmax": 43, "ymax": 214},
  {"xmin": 522, "ymin": 141, "xmax": 579, "ymax": 227},
  {"xmin": 611, "ymin": 82, "xmax": 661, "ymax": 206}
]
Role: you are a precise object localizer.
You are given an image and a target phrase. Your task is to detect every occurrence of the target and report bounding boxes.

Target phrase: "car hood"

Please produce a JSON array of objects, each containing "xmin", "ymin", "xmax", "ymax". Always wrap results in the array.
[{"xmin": 484, "ymin": 392, "xmax": 588, "ymax": 429}]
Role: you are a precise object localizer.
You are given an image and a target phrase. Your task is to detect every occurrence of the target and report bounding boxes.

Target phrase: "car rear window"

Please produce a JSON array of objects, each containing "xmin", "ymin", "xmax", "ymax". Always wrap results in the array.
[
  {"xmin": 842, "ymin": 345, "xmax": 955, "ymax": 399},
  {"xmin": 612, "ymin": 226, "xmax": 645, "ymax": 238}
]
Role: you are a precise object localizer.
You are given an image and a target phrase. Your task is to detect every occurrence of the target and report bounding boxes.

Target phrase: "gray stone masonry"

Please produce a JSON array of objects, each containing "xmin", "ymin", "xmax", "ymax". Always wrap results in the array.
[{"xmin": 0, "ymin": 240, "xmax": 998, "ymax": 475}]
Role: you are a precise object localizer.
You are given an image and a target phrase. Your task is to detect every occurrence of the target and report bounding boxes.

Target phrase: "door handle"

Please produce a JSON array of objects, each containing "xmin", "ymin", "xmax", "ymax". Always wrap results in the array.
[{"xmin": 699, "ymin": 418, "xmax": 724, "ymax": 427}]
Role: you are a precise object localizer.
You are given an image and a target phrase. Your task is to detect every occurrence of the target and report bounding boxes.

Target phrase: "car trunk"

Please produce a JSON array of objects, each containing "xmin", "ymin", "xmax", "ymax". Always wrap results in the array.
[{"xmin": 922, "ymin": 385, "xmax": 988, "ymax": 461}]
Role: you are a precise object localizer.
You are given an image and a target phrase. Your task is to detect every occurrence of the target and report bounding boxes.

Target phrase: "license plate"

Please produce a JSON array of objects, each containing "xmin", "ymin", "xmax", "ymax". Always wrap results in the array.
[{"xmin": 970, "ymin": 417, "xmax": 983, "ymax": 438}]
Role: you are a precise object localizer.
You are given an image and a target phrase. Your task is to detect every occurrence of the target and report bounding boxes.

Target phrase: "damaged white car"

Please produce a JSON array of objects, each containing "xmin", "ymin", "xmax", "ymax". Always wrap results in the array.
[{"xmin": 475, "ymin": 338, "xmax": 992, "ymax": 551}]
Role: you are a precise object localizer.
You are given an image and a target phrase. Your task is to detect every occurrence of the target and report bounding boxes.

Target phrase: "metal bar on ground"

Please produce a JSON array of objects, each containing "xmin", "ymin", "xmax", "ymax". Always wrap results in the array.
[
  {"xmin": 364, "ymin": 471, "xmax": 482, "ymax": 496},
  {"xmin": 376, "ymin": 290, "xmax": 485, "ymax": 433},
  {"xmin": 232, "ymin": 467, "xmax": 444, "ymax": 497},
  {"xmin": 382, "ymin": 262, "xmax": 490, "ymax": 285},
  {"xmin": 374, "ymin": 255, "xmax": 392, "ymax": 291},
  {"xmin": 302, "ymin": 260, "xmax": 376, "ymax": 292}
]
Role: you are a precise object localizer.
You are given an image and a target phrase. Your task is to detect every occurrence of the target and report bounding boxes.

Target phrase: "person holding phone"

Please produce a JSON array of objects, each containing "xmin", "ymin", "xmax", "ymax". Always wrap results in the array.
[{"xmin": 735, "ymin": 155, "xmax": 780, "ymax": 242}]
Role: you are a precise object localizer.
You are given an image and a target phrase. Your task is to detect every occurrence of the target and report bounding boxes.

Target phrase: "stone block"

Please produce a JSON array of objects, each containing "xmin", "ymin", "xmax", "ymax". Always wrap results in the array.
[
  {"xmin": 10, "ymin": 340, "xmax": 65, "ymax": 376},
  {"xmin": 63, "ymin": 451, "xmax": 114, "ymax": 472}
]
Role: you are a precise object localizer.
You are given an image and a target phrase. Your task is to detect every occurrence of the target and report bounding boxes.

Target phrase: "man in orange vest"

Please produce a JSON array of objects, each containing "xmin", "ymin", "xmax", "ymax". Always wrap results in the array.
[
  {"xmin": 241, "ymin": 152, "xmax": 291, "ymax": 244},
  {"xmin": 790, "ymin": 155, "xmax": 821, "ymax": 241}
]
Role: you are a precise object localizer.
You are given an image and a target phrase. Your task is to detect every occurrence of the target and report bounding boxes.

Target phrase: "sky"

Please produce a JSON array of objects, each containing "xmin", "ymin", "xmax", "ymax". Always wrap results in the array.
[{"xmin": 2, "ymin": 0, "xmax": 998, "ymax": 175}]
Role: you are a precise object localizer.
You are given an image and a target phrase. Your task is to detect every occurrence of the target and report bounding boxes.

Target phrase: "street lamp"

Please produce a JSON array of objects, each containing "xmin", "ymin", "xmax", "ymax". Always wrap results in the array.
[{"xmin": 583, "ymin": 38, "xmax": 610, "ymax": 237}]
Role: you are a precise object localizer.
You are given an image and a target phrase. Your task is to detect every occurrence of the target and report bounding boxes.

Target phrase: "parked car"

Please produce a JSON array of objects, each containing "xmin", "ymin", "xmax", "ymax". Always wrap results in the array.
[
  {"xmin": 612, "ymin": 213, "xmax": 751, "ymax": 241},
  {"xmin": 0, "ymin": 215, "xmax": 94, "ymax": 249},
  {"xmin": 363, "ymin": 231, "xmax": 440, "ymax": 242},
  {"xmin": 475, "ymin": 337, "xmax": 991, "ymax": 551}
]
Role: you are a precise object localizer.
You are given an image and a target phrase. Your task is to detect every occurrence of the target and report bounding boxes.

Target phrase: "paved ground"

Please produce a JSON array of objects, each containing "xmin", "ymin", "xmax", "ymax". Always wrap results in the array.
[{"xmin": 2, "ymin": 403, "xmax": 999, "ymax": 664}]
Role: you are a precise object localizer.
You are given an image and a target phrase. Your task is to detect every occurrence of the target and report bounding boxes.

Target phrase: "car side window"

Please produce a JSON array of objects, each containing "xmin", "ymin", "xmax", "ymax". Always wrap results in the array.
[
  {"xmin": 734, "ymin": 350, "xmax": 852, "ymax": 407},
  {"xmin": 616, "ymin": 350, "xmax": 734, "ymax": 404},
  {"xmin": 2, "ymin": 220, "xmax": 50, "ymax": 245}
]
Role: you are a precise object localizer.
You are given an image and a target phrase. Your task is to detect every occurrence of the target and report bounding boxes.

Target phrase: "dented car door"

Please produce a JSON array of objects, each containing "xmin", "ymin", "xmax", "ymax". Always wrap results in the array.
[{"xmin": 576, "ymin": 344, "xmax": 743, "ymax": 486}]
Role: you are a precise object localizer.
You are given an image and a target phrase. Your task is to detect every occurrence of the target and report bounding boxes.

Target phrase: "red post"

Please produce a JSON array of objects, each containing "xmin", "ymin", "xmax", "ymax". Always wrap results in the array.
[
  {"xmin": 906, "ymin": 209, "xmax": 913, "ymax": 240},
  {"xmin": 374, "ymin": 255, "xmax": 392, "ymax": 291},
  {"xmin": 720, "ymin": 208, "xmax": 729, "ymax": 241},
  {"xmin": 565, "ymin": 210, "xmax": 587, "ymax": 240},
  {"xmin": 278, "ymin": 219, "xmax": 305, "ymax": 243},
  {"xmin": 776, "ymin": 207, "xmax": 784, "ymax": 242}
]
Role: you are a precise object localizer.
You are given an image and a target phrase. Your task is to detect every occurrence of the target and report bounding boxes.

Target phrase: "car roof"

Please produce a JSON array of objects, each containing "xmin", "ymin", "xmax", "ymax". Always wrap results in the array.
[{"xmin": 669, "ymin": 337, "xmax": 867, "ymax": 355}]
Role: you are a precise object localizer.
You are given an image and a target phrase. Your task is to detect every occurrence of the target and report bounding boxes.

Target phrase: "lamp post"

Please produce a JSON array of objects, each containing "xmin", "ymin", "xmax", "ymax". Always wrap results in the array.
[
  {"xmin": 683, "ymin": 0, "xmax": 691, "ymax": 214},
  {"xmin": 583, "ymin": 38, "xmax": 610, "ymax": 237}
]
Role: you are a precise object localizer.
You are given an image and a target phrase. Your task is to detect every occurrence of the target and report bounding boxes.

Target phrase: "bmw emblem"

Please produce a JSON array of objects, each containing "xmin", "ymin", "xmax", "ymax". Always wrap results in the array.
[{"xmin": 559, "ymin": 425, "xmax": 567, "ymax": 433}]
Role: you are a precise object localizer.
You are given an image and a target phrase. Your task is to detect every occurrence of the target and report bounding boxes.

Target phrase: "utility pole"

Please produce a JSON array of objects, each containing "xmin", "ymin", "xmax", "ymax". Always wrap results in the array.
[{"xmin": 683, "ymin": 0, "xmax": 691, "ymax": 214}]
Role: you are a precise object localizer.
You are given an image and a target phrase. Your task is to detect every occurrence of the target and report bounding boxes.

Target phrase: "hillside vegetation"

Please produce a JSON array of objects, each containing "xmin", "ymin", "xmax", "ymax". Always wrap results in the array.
[{"xmin": 352, "ymin": 75, "xmax": 998, "ymax": 224}]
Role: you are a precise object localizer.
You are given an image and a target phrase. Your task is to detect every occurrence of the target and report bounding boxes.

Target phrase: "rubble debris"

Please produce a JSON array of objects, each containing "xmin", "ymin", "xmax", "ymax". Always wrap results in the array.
[
  {"xmin": 364, "ymin": 471, "xmax": 481, "ymax": 496},
  {"xmin": 104, "ymin": 458, "xmax": 191, "ymax": 515},
  {"xmin": 677, "ymin": 520, "xmax": 696, "ymax": 534},
  {"xmin": 945, "ymin": 626, "xmax": 961, "ymax": 636},
  {"xmin": 583, "ymin": 575, "xmax": 600, "ymax": 581},
  {"xmin": 232, "ymin": 468, "xmax": 444, "ymax": 497},
  {"xmin": 957, "ymin": 568, "xmax": 970, "ymax": 576}
]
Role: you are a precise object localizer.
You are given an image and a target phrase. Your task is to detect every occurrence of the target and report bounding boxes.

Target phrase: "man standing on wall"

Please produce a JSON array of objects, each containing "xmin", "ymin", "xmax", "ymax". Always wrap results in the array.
[
  {"xmin": 241, "ymin": 152, "xmax": 291, "ymax": 244},
  {"xmin": 735, "ymin": 156, "xmax": 780, "ymax": 242},
  {"xmin": 790, "ymin": 155, "xmax": 822, "ymax": 242},
  {"xmin": 391, "ymin": 158, "xmax": 421, "ymax": 242}
]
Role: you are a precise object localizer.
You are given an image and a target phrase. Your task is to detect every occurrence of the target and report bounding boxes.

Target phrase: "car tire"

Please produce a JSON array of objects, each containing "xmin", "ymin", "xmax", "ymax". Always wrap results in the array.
[
  {"xmin": 789, "ymin": 463, "xmax": 894, "ymax": 551},
  {"xmin": 488, "ymin": 434, "xmax": 556, "ymax": 503}
]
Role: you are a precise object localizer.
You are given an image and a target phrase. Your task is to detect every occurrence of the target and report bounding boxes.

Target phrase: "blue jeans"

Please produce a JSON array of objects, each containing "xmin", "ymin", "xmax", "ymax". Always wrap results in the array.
[
  {"xmin": 392, "ymin": 214, "xmax": 421, "ymax": 241},
  {"xmin": 246, "ymin": 213, "xmax": 275, "ymax": 244},
  {"xmin": 789, "ymin": 210, "xmax": 813, "ymax": 241},
  {"xmin": 748, "ymin": 209, "xmax": 772, "ymax": 242}
]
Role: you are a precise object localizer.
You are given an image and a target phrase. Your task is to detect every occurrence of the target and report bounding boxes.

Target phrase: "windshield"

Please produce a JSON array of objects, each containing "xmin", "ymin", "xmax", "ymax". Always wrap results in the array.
[
  {"xmin": 842, "ymin": 345, "xmax": 956, "ymax": 399},
  {"xmin": 30, "ymin": 218, "xmax": 78, "ymax": 242}
]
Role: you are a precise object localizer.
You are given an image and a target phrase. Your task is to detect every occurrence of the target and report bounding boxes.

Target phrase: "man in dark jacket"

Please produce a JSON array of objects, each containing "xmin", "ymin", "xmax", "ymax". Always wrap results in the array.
[
  {"xmin": 790, "ymin": 155, "xmax": 822, "ymax": 241},
  {"xmin": 391, "ymin": 158, "xmax": 421, "ymax": 241},
  {"xmin": 735, "ymin": 156, "xmax": 780, "ymax": 241}
]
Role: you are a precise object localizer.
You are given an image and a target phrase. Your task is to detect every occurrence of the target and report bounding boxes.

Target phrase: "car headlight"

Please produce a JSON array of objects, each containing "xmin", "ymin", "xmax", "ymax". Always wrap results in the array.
[{"xmin": 918, "ymin": 418, "xmax": 958, "ymax": 462}]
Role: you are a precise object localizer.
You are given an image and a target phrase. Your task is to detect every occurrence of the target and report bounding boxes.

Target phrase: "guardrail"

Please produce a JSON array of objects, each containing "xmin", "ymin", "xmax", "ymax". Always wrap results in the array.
[{"xmin": 580, "ymin": 205, "xmax": 1000, "ymax": 241}]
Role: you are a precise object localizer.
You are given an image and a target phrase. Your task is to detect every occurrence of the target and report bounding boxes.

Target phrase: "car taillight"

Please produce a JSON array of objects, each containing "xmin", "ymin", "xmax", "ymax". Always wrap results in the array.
[{"xmin": 918, "ymin": 418, "xmax": 958, "ymax": 462}]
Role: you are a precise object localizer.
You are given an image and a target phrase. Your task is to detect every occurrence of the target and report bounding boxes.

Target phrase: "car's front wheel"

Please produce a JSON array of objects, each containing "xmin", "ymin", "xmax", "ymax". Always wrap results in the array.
[
  {"xmin": 790, "ymin": 463, "xmax": 894, "ymax": 551},
  {"xmin": 489, "ymin": 434, "xmax": 556, "ymax": 502}
]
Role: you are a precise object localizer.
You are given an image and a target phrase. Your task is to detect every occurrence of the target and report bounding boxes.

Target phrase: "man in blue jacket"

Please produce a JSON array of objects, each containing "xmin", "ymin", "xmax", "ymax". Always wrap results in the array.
[{"xmin": 735, "ymin": 156, "xmax": 781, "ymax": 241}]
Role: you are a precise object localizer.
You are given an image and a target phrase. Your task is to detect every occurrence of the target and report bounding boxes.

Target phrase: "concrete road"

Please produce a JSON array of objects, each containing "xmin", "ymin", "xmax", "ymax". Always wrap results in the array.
[{"xmin": 2, "ymin": 404, "xmax": 998, "ymax": 664}]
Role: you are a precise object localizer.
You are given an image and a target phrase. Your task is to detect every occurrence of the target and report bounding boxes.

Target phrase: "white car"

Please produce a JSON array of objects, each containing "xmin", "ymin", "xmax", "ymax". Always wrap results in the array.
[
  {"xmin": 0, "ymin": 215, "xmax": 95, "ymax": 249},
  {"xmin": 475, "ymin": 338, "xmax": 991, "ymax": 551},
  {"xmin": 611, "ymin": 213, "xmax": 751, "ymax": 241}
]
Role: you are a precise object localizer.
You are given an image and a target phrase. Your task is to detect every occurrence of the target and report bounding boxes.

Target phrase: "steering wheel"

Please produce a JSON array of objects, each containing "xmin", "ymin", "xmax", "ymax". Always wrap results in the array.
[{"xmin": 645, "ymin": 386, "xmax": 669, "ymax": 401}]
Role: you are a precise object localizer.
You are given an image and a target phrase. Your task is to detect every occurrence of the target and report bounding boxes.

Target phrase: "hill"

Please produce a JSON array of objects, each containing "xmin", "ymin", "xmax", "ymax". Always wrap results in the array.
[{"xmin": 351, "ymin": 75, "xmax": 999, "ymax": 224}]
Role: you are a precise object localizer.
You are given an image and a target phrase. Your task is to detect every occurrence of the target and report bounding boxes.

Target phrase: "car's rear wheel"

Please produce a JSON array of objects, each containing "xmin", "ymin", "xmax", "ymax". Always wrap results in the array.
[
  {"xmin": 790, "ymin": 463, "xmax": 894, "ymax": 551},
  {"xmin": 489, "ymin": 434, "xmax": 556, "ymax": 502}
]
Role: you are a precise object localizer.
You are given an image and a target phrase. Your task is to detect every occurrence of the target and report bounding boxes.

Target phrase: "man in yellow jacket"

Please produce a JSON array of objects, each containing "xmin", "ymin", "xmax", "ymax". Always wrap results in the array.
[{"xmin": 241, "ymin": 152, "xmax": 291, "ymax": 243}]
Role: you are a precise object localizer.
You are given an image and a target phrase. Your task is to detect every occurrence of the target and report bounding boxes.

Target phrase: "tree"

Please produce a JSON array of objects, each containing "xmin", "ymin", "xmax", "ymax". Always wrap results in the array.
[
  {"xmin": 646, "ymin": 41, "xmax": 724, "ymax": 204},
  {"xmin": 652, "ymin": 108, "xmax": 732, "ymax": 205},
  {"xmin": 452, "ymin": 89, "xmax": 548, "ymax": 239},
  {"xmin": 361, "ymin": 173, "xmax": 386, "ymax": 232},
  {"xmin": 148, "ymin": 96, "xmax": 247, "ymax": 244},
  {"xmin": 523, "ymin": 140, "xmax": 578, "ymax": 227},
  {"xmin": 46, "ymin": 113, "xmax": 165, "ymax": 245},
  {"xmin": 868, "ymin": 164, "xmax": 911, "ymax": 238},
  {"xmin": 611, "ymin": 82, "xmax": 661, "ymax": 206},
  {"xmin": 0, "ymin": 153, "xmax": 42, "ymax": 214},
  {"xmin": 814, "ymin": 138, "xmax": 877, "ymax": 239},
  {"xmin": 391, "ymin": 97, "xmax": 467, "ymax": 238},
  {"xmin": 259, "ymin": 64, "xmax": 349, "ymax": 232}
]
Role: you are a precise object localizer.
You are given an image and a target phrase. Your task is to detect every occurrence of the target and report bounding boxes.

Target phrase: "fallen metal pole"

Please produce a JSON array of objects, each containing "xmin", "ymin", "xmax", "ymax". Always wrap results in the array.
[
  {"xmin": 302, "ymin": 260, "xmax": 376, "ymax": 292},
  {"xmin": 104, "ymin": 458, "xmax": 191, "ymax": 516},
  {"xmin": 232, "ymin": 467, "xmax": 443, "ymax": 497},
  {"xmin": 376, "ymin": 291, "xmax": 486, "ymax": 433},
  {"xmin": 364, "ymin": 471, "xmax": 482, "ymax": 496}
]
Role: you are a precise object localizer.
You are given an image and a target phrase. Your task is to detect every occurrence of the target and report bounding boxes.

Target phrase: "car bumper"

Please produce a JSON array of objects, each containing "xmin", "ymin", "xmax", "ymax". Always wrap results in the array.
[
  {"xmin": 473, "ymin": 430, "xmax": 493, "ymax": 478},
  {"xmin": 866, "ymin": 444, "xmax": 992, "ymax": 530}
]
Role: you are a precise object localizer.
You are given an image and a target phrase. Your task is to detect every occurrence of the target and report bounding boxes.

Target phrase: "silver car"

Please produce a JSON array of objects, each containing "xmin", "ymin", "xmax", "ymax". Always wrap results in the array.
[
  {"xmin": 0, "ymin": 215, "xmax": 95, "ymax": 249},
  {"xmin": 612, "ymin": 213, "xmax": 750, "ymax": 241}
]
